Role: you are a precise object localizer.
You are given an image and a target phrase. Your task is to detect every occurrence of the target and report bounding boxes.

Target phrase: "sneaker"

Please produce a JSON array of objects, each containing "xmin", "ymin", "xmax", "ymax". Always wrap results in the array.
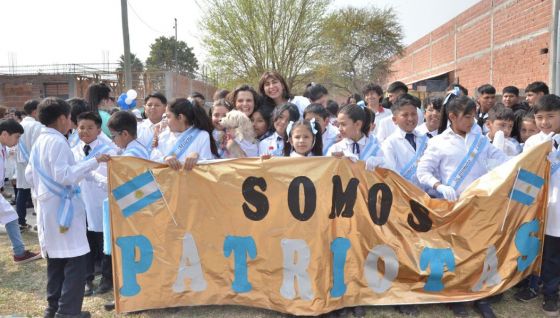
[
  {"xmin": 13, "ymin": 250, "xmax": 42, "ymax": 264},
  {"xmin": 84, "ymin": 281, "xmax": 94, "ymax": 297},
  {"xmin": 448, "ymin": 303, "xmax": 469, "ymax": 317},
  {"xmin": 543, "ymin": 295, "xmax": 559, "ymax": 317},
  {"xmin": 514, "ymin": 287, "xmax": 539, "ymax": 302},
  {"xmin": 19, "ymin": 224, "xmax": 32, "ymax": 233},
  {"xmin": 94, "ymin": 278, "xmax": 113, "ymax": 295},
  {"xmin": 395, "ymin": 305, "xmax": 419, "ymax": 316},
  {"xmin": 104, "ymin": 301, "xmax": 115, "ymax": 312}
]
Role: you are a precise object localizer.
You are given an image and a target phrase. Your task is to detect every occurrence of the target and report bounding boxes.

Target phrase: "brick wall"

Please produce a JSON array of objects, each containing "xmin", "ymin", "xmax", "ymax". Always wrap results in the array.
[{"xmin": 386, "ymin": 0, "xmax": 554, "ymax": 95}]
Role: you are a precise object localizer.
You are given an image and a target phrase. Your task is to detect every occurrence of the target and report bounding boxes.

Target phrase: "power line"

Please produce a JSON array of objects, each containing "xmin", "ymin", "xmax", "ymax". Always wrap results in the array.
[{"xmin": 127, "ymin": 0, "xmax": 165, "ymax": 34}]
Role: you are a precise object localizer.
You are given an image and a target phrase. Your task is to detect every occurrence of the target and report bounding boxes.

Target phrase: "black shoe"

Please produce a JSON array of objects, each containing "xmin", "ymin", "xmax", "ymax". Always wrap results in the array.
[
  {"xmin": 352, "ymin": 306, "xmax": 366, "ymax": 317},
  {"xmin": 94, "ymin": 278, "xmax": 113, "ymax": 294},
  {"xmin": 543, "ymin": 294, "xmax": 559, "ymax": 317},
  {"xmin": 474, "ymin": 301, "xmax": 496, "ymax": 318},
  {"xmin": 84, "ymin": 281, "xmax": 94, "ymax": 297},
  {"xmin": 395, "ymin": 305, "xmax": 419, "ymax": 316},
  {"xmin": 514, "ymin": 287, "xmax": 539, "ymax": 302},
  {"xmin": 104, "ymin": 300, "xmax": 115, "ymax": 311},
  {"xmin": 54, "ymin": 311, "xmax": 91, "ymax": 318},
  {"xmin": 44, "ymin": 308, "xmax": 56, "ymax": 318},
  {"xmin": 449, "ymin": 303, "xmax": 469, "ymax": 317},
  {"xmin": 19, "ymin": 224, "xmax": 31, "ymax": 232}
]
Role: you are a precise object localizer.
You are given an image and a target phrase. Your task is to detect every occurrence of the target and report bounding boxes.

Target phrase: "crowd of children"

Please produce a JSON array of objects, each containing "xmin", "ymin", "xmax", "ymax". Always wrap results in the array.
[{"xmin": 1, "ymin": 74, "xmax": 559, "ymax": 318}]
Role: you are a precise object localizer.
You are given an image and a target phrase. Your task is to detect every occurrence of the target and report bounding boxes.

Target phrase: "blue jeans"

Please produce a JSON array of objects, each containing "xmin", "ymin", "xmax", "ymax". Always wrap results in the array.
[{"xmin": 5, "ymin": 219, "xmax": 25, "ymax": 256}]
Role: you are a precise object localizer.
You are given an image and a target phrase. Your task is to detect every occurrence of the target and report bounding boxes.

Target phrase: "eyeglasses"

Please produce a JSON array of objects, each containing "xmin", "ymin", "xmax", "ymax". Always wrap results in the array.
[{"xmin": 109, "ymin": 131, "xmax": 124, "ymax": 140}]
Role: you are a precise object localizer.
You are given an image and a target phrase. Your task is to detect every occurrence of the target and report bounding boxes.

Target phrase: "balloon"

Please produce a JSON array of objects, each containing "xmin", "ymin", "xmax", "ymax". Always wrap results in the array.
[
  {"xmin": 126, "ymin": 89, "xmax": 137, "ymax": 100},
  {"xmin": 117, "ymin": 93, "xmax": 129, "ymax": 109},
  {"xmin": 125, "ymin": 97, "xmax": 134, "ymax": 105}
]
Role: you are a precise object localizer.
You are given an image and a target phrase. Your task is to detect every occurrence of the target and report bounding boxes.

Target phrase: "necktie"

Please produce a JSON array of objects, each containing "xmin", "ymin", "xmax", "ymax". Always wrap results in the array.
[
  {"xmin": 405, "ymin": 133, "xmax": 416, "ymax": 150},
  {"xmin": 426, "ymin": 132, "xmax": 433, "ymax": 139},
  {"xmin": 554, "ymin": 140, "xmax": 559, "ymax": 150},
  {"xmin": 352, "ymin": 142, "xmax": 360, "ymax": 154},
  {"xmin": 84, "ymin": 144, "xmax": 91, "ymax": 156}
]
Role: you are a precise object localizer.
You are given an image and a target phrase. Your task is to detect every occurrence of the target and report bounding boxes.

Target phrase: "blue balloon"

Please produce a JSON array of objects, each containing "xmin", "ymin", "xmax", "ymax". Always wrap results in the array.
[{"xmin": 117, "ymin": 93, "xmax": 130, "ymax": 109}]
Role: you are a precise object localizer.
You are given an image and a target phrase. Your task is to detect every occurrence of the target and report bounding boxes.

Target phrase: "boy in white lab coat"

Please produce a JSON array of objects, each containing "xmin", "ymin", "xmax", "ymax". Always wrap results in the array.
[{"xmin": 26, "ymin": 97, "xmax": 110, "ymax": 318}]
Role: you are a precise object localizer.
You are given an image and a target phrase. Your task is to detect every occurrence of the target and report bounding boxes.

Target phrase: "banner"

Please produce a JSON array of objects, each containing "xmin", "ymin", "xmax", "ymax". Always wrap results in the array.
[{"xmin": 108, "ymin": 142, "xmax": 550, "ymax": 315}]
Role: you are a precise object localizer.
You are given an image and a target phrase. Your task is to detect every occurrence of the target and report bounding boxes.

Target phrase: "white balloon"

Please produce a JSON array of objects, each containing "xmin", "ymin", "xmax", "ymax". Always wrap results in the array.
[
  {"xmin": 126, "ymin": 89, "xmax": 137, "ymax": 100},
  {"xmin": 125, "ymin": 97, "xmax": 134, "ymax": 105}
]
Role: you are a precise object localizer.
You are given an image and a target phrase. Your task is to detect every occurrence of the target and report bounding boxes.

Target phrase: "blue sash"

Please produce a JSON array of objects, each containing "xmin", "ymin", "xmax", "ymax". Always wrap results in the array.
[
  {"xmin": 31, "ymin": 152, "xmax": 80, "ymax": 231},
  {"xmin": 399, "ymin": 134, "xmax": 429, "ymax": 180},
  {"xmin": 552, "ymin": 148, "xmax": 560, "ymax": 175},
  {"xmin": 68, "ymin": 131, "xmax": 79, "ymax": 148},
  {"xmin": 359, "ymin": 136, "xmax": 381, "ymax": 160},
  {"xmin": 83, "ymin": 144, "xmax": 112, "ymax": 161},
  {"xmin": 446, "ymin": 133, "xmax": 488, "ymax": 190},
  {"xmin": 18, "ymin": 139, "xmax": 30, "ymax": 163},
  {"xmin": 322, "ymin": 137, "xmax": 337, "ymax": 156},
  {"xmin": 102, "ymin": 198, "xmax": 111, "ymax": 255},
  {"xmin": 122, "ymin": 143, "xmax": 150, "ymax": 159},
  {"xmin": 167, "ymin": 127, "xmax": 202, "ymax": 159}
]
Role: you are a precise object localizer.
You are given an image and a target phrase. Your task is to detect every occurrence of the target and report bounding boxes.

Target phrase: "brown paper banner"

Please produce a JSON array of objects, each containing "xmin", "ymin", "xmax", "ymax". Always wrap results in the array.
[{"xmin": 108, "ymin": 142, "xmax": 550, "ymax": 315}]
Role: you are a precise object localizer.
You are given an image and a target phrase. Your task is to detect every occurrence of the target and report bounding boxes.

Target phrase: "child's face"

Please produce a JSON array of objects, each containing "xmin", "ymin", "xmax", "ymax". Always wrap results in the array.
[
  {"xmin": 0, "ymin": 131, "xmax": 21, "ymax": 147},
  {"xmin": 109, "ymin": 129, "xmax": 127, "ymax": 149},
  {"xmin": 290, "ymin": 125, "xmax": 314, "ymax": 155},
  {"xmin": 263, "ymin": 77, "xmax": 284, "ymax": 101},
  {"xmin": 211, "ymin": 105, "xmax": 228, "ymax": 131},
  {"xmin": 392, "ymin": 104, "xmax": 418, "ymax": 133},
  {"xmin": 478, "ymin": 93, "xmax": 496, "ymax": 113},
  {"xmin": 77, "ymin": 119, "xmax": 101, "ymax": 145},
  {"xmin": 520, "ymin": 120, "xmax": 539, "ymax": 142},
  {"xmin": 534, "ymin": 110, "xmax": 560, "ymax": 134},
  {"xmin": 251, "ymin": 112, "xmax": 269, "ymax": 138},
  {"xmin": 486, "ymin": 119, "xmax": 513, "ymax": 139},
  {"xmin": 337, "ymin": 113, "xmax": 362, "ymax": 141},
  {"xmin": 304, "ymin": 112, "xmax": 327, "ymax": 133},
  {"xmin": 235, "ymin": 91, "xmax": 255, "ymax": 117},
  {"xmin": 502, "ymin": 93, "xmax": 518, "ymax": 108},
  {"xmin": 166, "ymin": 107, "xmax": 186, "ymax": 133},
  {"xmin": 424, "ymin": 104, "xmax": 441, "ymax": 131},
  {"xmin": 144, "ymin": 97, "xmax": 166, "ymax": 123},
  {"xmin": 273, "ymin": 110, "xmax": 290, "ymax": 136},
  {"xmin": 449, "ymin": 110, "xmax": 476, "ymax": 136},
  {"xmin": 364, "ymin": 91, "xmax": 380, "ymax": 107},
  {"xmin": 526, "ymin": 91, "xmax": 544, "ymax": 107}
]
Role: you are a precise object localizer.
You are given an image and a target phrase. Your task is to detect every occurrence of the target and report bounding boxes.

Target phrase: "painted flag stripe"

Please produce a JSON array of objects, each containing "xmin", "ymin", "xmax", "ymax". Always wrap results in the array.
[
  {"xmin": 116, "ymin": 181, "xmax": 160, "ymax": 210},
  {"xmin": 513, "ymin": 178, "xmax": 541, "ymax": 199},
  {"xmin": 511, "ymin": 189, "xmax": 535, "ymax": 206},
  {"xmin": 121, "ymin": 190, "xmax": 163, "ymax": 217},
  {"xmin": 518, "ymin": 169, "xmax": 544, "ymax": 188},
  {"xmin": 112, "ymin": 171, "xmax": 155, "ymax": 200}
]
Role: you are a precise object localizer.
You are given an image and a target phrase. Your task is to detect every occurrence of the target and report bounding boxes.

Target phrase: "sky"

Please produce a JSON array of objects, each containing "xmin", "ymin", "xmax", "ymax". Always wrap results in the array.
[{"xmin": 0, "ymin": 0, "xmax": 479, "ymax": 69}]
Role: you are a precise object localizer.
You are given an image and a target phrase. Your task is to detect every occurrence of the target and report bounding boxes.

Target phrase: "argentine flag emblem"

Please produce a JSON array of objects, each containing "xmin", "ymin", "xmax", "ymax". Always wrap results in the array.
[
  {"xmin": 112, "ymin": 170, "xmax": 163, "ymax": 217},
  {"xmin": 510, "ymin": 169, "xmax": 545, "ymax": 206}
]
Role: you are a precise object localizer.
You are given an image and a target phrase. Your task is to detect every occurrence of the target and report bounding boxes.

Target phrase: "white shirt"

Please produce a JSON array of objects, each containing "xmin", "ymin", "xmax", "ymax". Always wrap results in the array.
[
  {"xmin": 25, "ymin": 127, "xmax": 99, "ymax": 258},
  {"xmin": 322, "ymin": 123, "xmax": 339, "ymax": 154},
  {"xmin": 371, "ymin": 107, "xmax": 392, "ymax": 137},
  {"xmin": 290, "ymin": 152, "xmax": 313, "ymax": 157},
  {"xmin": 258, "ymin": 131, "xmax": 284, "ymax": 156},
  {"xmin": 137, "ymin": 118, "xmax": 161, "ymax": 151},
  {"xmin": 487, "ymin": 135, "xmax": 522, "ymax": 156},
  {"xmin": 416, "ymin": 122, "xmax": 439, "ymax": 138},
  {"xmin": 0, "ymin": 146, "xmax": 17, "ymax": 224},
  {"xmin": 16, "ymin": 116, "xmax": 43, "ymax": 188},
  {"xmin": 327, "ymin": 134, "xmax": 388, "ymax": 168},
  {"xmin": 237, "ymin": 138, "xmax": 259, "ymax": 157},
  {"xmin": 524, "ymin": 132, "xmax": 560, "ymax": 236},
  {"xmin": 375, "ymin": 108, "xmax": 425, "ymax": 142},
  {"xmin": 150, "ymin": 128, "xmax": 213, "ymax": 162},
  {"xmin": 72, "ymin": 138, "xmax": 117, "ymax": 232},
  {"xmin": 289, "ymin": 95, "xmax": 311, "ymax": 118},
  {"xmin": 122, "ymin": 139, "xmax": 150, "ymax": 159},
  {"xmin": 417, "ymin": 127, "xmax": 508, "ymax": 195}
]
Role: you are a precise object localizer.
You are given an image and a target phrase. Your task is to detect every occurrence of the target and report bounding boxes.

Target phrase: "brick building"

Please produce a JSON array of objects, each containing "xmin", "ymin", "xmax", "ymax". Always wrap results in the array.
[{"xmin": 386, "ymin": 0, "xmax": 560, "ymax": 95}]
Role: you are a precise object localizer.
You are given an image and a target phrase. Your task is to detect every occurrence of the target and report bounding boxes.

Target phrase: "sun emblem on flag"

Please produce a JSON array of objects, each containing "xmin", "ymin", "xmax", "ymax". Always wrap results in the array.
[{"xmin": 135, "ymin": 190, "xmax": 144, "ymax": 199}]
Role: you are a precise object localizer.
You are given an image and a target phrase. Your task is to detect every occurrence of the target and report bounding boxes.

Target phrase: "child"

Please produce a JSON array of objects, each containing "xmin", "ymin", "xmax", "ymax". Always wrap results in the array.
[
  {"xmin": 151, "ymin": 98, "xmax": 217, "ymax": 170},
  {"xmin": 137, "ymin": 92, "xmax": 167, "ymax": 152},
  {"xmin": 210, "ymin": 99, "xmax": 232, "ymax": 158},
  {"xmin": 519, "ymin": 111, "xmax": 539, "ymax": 146},
  {"xmin": 25, "ymin": 97, "xmax": 110, "ymax": 318},
  {"xmin": 71, "ymin": 111, "xmax": 117, "ymax": 297},
  {"xmin": 219, "ymin": 110, "xmax": 259, "ymax": 158},
  {"xmin": 327, "ymin": 104, "xmax": 386, "ymax": 171},
  {"xmin": 485, "ymin": 105, "xmax": 521, "ymax": 156},
  {"xmin": 283, "ymin": 119, "xmax": 323, "ymax": 157},
  {"xmin": 326, "ymin": 100, "xmax": 339, "ymax": 127},
  {"xmin": 303, "ymin": 103, "xmax": 339, "ymax": 155},
  {"xmin": 67, "ymin": 98, "xmax": 89, "ymax": 148},
  {"xmin": 417, "ymin": 95, "xmax": 508, "ymax": 318},
  {"xmin": 417, "ymin": 96, "xmax": 443, "ymax": 138},
  {"xmin": 525, "ymin": 81, "xmax": 549, "ymax": 107},
  {"xmin": 518, "ymin": 94, "xmax": 560, "ymax": 316},
  {"xmin": 258, "ymin": 103, "xmax": 300, "ymax": 156},
  {"xmin": 376, "ymin": 94, "xmax": 423, "ymax": 142},
  {"xmin": 108, "ymin": 111, "xmax": 150, "ymax": 159},
  {"xmin": 251, "ymin": 105, "xmax": 274, "ymax": 141},
  {"xmin": 0, "ymin": 119, "xmax": 41, "ymax": 264},
  {"xmin": 303, "ymin": 83, "xmax": 329, "ymax": 107}
]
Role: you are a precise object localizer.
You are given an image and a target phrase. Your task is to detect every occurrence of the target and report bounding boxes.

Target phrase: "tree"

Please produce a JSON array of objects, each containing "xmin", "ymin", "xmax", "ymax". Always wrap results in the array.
[
  {"xmin": 117, "ymin": 53, "xmax": 144, "ymax": 74},
  {"xmin": 315, "ymin": 6, "xmax": 404, "ymax": 94},
  {"xmin": 200, "ymin": 0, "xmax": 330, "ymax": 88},
  {"xmin": 146, "ymin": 36, "xmax": 199, "ymax": 75}
]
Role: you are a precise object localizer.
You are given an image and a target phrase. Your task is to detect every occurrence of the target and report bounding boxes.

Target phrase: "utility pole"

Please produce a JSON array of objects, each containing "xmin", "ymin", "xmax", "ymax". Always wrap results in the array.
[
  {"xmin": 174, "ymin": 18, "xmax": 178, "ymax": 72},
  {"xmin": 121, "ymin": 0, "xmax": 132, "ymax": 88}
]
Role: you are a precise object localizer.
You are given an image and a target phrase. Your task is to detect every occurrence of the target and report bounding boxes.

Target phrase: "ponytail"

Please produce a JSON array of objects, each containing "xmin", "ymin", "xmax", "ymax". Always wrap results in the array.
[{"xmin": 339, "ymin": 103, "xmax": 370, "ymax": 136}]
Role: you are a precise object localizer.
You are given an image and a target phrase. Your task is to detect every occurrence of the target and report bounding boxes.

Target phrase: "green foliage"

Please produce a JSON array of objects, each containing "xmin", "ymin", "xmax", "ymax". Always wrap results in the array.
[
  {"xmin": 146, "ymin": 36, "xmax": 199, "ymax": 75},
  {"xmin": 117, "ymin": 53, "xmax": 144, "ymax": 73}
]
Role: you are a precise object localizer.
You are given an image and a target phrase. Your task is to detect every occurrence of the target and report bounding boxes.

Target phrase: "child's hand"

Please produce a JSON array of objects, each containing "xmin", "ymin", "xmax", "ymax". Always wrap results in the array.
[
  {"xmin": 331, "ymin": 151, "xmax": 344, "ymax": 158},
  {"xmin": 183, "ymin": 153, "xmax": 199, "ymax": 171},
  {"xmin": 260, "ymin": 154, "xmax": 271, "ymax": 160},
  {"xmin": 96, "ymin": 154, "xmax": 111, "ymax": 163},
  {"xmin": 165, "ymin": 155, "xmax": 182, "ymax": 170}
]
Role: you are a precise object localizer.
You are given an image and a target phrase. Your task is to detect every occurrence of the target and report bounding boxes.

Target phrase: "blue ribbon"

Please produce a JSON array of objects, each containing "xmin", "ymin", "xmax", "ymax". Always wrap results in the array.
[
  {"xmin": 359, "ymin": 136, "xmax": 380, "ymax": 160},
  {"xmin": 18, "ymin": 139, "xmax": 30, "ymax": 163},
  {"xmin": 167, "ymin": 127, "xmax": 201, "ymax": 159},
  {"xmin": 83, "ymin": 144, "xmax": 112, "ymax": 161},
  {"xmin": 446, "ymin": 133, "xmax": 488, "ymax": 190},
  {"xmin": 400, "ymin": 134, "xmax": 429, "ymax": 180}
]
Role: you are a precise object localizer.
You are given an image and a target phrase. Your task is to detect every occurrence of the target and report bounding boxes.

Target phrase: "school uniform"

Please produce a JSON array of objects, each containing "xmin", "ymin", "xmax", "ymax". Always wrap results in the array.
[
  {"xmin": 371, "ymin": 107, "xmax": 392, "ymax": 137},
  {"xmin": 150, "ymin": 127, "xmax": 213, "ymax": 162},
  {"xmin": 375, "ymin": 108, "xmax": 425, "ymax": 142},
  {"xmin": 137, "ymin": 118, "xmax": 161, "ymax": 152},
  {"xmin": 327, "ymin": 134, "xmax": 388, "ymax": 168},
  {"xmin": 72, "ymin": 137, "xmax": 117, "ymax": 288},
  {"xmin": 290, "ymin": 152, "xmax": 313, "ymax": 157},
  {"xmin": 416, "ymin": 122, "xmax": 438, "ymax": 138},
  {"xmin": 258, "ymin": 131, "xmax": 284, "ymax": 156},
  {"xmin": 289, "ymin": 95, "xmax": 311, "ymax": 118},
  {"xmin": 487, "ymin": 135, "xmax": 521, "ymax": 156},
  {"xmin": 322, "ymin": 123, "xmax": 339, "ymax": 155},
  {"xmin": 417, "ymin": 127, "xmax": 508, "ymax": 195},
  {"xmin": 524, "ymin": 132, "xmax": 560, "ymax": 301},
  {"xmin": 237, "ymin": 138, "xmax": 259, "ymax": 157},
  {"xmin": 25, "ymin": 127, "xmax": 101, "ymax": 316},
  {"xmin": 121, "ymin": 139, "xmax": 150, "ymax": 159}
]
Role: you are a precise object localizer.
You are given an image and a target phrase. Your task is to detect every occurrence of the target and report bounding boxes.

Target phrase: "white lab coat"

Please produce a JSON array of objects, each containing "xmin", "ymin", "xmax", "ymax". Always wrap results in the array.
[
  {"xmin": 16, "ymin": 116, "xmax": 43, "ymax": 189},
  {"xmin": 0, "ymin": 146, "xmax": 17, "ymax": 224}
]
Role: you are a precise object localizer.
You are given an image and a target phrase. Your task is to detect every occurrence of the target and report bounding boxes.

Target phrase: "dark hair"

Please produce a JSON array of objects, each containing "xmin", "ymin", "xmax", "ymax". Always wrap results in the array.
[
  {"xmin": 77, "ymin": 111, "xmax": 103, "ymax": 128},
  {"xmin": 209, "ymin": 98, "xmax": 233, "ymax": 118},
  {"xmin": 502, "ymin": 86, "xmax": 519, "ymax": 96},
  {"xmin": 23, "ymin": 100, "xmax": 39, "ymax": 115},
  {"xmin": 213, "ymin": 89, "xmax": 230, "ymax": 100},
  {"xmin": 391, "ymin": 96, "xmax": 419, "ymax": 113},
  {"xmin": 534, "ymin": 94, "xmax": 560, "ymax": 113},
  {"xmin": 108, "ymin": 111, "xmax": 137, "ymax": 137},
  {"xmin": 14, "ymin": 111, "xmax": 24, "ymax": 121},
  {"xmin": 362, "ymin": 84, "xmax": 383, "ymax": 101},
  {"xmin": 251, "ymin": 104, "xmax": 274, "ymax": 135},
  {"xmin": 144, "ymin": 92, "xmax": 167, "ymax": 105},
  {"xmin": 446, "ymin": 83, "xmax": 468, "ymax": 96},
  {"xmin": 190, "ymin": 92, "xmax": 205, "ymax": 100},
  {"xmin": 326, "ymin": 100, "xmax": 339, "ymax": 117},
  {"xmin": 423, "ymin": 96, "xmax": 443, "ymax": 112},
  {"xmin": 258, "ymin": 71, "xmax": 291, "ymax": 106},
  {"xmin": 387, "ymin": 81, "xmax": 408, "ymax": 94},
  {"xmin": 38, "ymin": 97, "xmax": 71, "ymax": 126},
  {"xmin": 381, "ymin": 97, "xmax": 392, "ymax": 109},
  {"xmin": 396, "ymin": 94, "xmax": 421, "ymax": 108},
  {"xmin": 477, "ymin": 84, "xmax": 496, "ymax": 96},
  {"xmin": 304, "ymin": 83, "xmax": 328, "ymax": 102},
  {"xmin": 67, "ymin": 98, "xmax": 88, "ymax": 125},
  {"xmin": 0, "ymin": 119, "xmax": 24, "ymax": 135},
  {"xmin": 346, "ymin": 93, "xmax": 362, "ymax": 104},
  {"xmin": 488, "ymin": 105, "xmax": 515, "ymax": 122},
  {"xmin": 167, "ymin": 98, "xmax": 218, "ymax": 156},
  {"xmin": 304, "ymin": 103, "xmax": 330, "ymax": 120},
  {"xmin": 227, "ymin": 84, "xmax": 260, "ymax": 115},
  {"xmin": 525, "ymin": 81, "xmax": 549, "ymax": 95},
  {"xmin": 438, "ymin": 96, "xmax": 477, "ymax": 134},
  {"xmin": 85, "ymin": 82, "xmax": 111, "ymax": 111},
  {"xmin": 522, "ymin": 110, "xmax": 536, "ymax": 123},
  {"xmin": 283, "ymin": 119, "xmax": 323, "ymax": 156},
  {"xmin": 338, "ymin": 103, "xmax": 372, "ymax": 136},
  {"xmin": 272, "ymin": 103, "xmax": 300, "ymax": 124}
]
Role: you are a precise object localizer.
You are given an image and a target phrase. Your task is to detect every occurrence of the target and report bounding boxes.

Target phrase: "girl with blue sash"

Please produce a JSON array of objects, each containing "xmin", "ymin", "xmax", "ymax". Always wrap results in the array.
[
  {"xmin": 303, "ymin": 103, "xmax": 339, "ymax": 155},
  {"xmin": 258, "ymin": 103, "xmax": 300, "ymax": 157},
  {"xmin": 151, "ymin": 98, "xmax": 218, "ymax": 170},
  {"xmin": 327, "ymin": 104, "xmax": 385, "ymax": 170}
]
